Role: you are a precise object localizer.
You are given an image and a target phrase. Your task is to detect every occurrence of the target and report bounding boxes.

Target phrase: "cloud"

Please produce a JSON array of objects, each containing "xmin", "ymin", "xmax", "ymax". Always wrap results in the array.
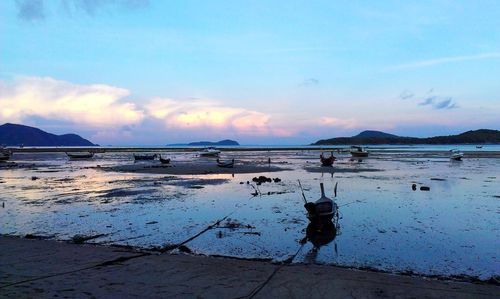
[
  {"xmin": 418, "ymin": 96, "xmax": 457, "ymax": 110},
  {"xmin": 145, "ymin": 98, "xmax": 280, "ymax": 136},
  {"xmin": 16, "ymin": 0, "xmax": 45, "ymax": 21},
  {"xmin": 61, "ymin": 0, "xmax": 149, "ymax": 16},
  {"xmin": 300, "ymin": 78, "xmax": 319, "ymax": 87},
  {"xmin": 387, "ymin": 52, "xmax": 500, "ymax": 70},
  {"xmin": 319, "ymin": 117, "xmax": 357, "ymax": 129},
  {"xmin": 399, "ymin": 90, "xmax": 414, "ymax": 100},
  {"xmin": 15, "ymin": 0, "xmax": 149, "ymax": 21},
  {"xmin": 0, "ymin": 76, "xmax": 144, "ymax": 128},
  {"xmin": 419, "ymin": 96, "xmax": 436, "ymax": 106}
]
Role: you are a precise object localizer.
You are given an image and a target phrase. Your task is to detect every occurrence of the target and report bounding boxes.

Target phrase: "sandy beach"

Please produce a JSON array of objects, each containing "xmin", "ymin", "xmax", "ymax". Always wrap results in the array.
[{"xmin": 1, "ymin": 236, "xmax": 498, "ymax": 298}]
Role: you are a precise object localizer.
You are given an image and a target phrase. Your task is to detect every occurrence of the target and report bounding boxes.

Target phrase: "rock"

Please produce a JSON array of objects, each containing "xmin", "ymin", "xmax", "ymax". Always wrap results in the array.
[
  {"xmin": 31, "ymin": 176, "xmax": 39, "ymax": 181},
  {"xmin": 273, "ymin": 178, "xmax": 282, "ymax": 183}
]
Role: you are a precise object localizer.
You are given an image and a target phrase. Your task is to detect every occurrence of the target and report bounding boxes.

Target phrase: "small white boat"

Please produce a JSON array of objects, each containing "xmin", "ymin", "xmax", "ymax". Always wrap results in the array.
[
  {"xmin": 199, "ymin": 147, "xmax": 221, "ymax": 157},
  {"xmin": 66, "ymin": 152, "xmax": 94, "ymax": 159},
  {"xmin": 450, "ymin": 149, "xmax": 464, "ymax": 161},
  {"xmin": 350, "ymin": 146, "xmax": 369, "ymax": 157}
]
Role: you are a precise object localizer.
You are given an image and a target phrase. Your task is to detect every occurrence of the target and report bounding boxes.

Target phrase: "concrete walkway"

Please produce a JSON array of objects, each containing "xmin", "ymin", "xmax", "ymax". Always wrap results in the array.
[{"xmin": 0, "ymin": 236, "xmax": 498, "ymax": 298}]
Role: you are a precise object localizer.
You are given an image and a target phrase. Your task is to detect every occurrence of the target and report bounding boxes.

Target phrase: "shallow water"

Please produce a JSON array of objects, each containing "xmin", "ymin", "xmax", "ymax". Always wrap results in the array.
[{"xmin": 1, "ymin": 150, "xmax": 499, "ymax": 280}]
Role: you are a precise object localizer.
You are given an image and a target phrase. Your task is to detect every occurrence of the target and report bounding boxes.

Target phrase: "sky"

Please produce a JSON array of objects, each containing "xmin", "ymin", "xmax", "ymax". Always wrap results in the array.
[{"xmin": 1, "ymin": 0, "xmax": 499, "ymax": 145}]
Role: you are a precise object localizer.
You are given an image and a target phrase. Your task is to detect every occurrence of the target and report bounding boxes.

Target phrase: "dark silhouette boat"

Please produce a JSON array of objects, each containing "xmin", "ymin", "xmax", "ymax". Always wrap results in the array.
[
  {"xmin": 216, "ymin": 158, "xmax": 234, "ymax": 168},
  {"xmin": 0, "ymin": 149, "xmax": 11, "ymax": 161},
  {"xmin": 66, "ymin": 152, "xmax": 94, "ymax": 159},
  {"xmin": 320, "ymin": 152, "xmax": 336, "ymax": 166},
  {"xmin": 304, "ymin": 183, "xmax": 338, "ymax": 224},
  {"xmin": 159, "ymin": 155, "xmax": 171, "ymax": 164},
  {"xmin": 133, "ymin": 153, "xmax": 158, "ymax": 161}
]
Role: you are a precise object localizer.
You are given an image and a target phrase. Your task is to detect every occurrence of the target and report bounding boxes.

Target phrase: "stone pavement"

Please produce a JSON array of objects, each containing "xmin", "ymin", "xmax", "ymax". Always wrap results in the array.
[{"xmin": 0, "ymin": 236, "xmax": 498, "ymax": 298}]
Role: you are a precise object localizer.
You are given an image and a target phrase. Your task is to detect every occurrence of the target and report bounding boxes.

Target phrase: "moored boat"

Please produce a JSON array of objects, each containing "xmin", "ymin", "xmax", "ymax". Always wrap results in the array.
[
  {"xmin": 199, "ymin": 147, "xmax": 221, "ymax": 157},
  {"xmin": 450, "ymin": 149, "xmax": 464, "ymax": 161},
  {"xmin": 216, "ymin": 158, "xmax": 234, "ymax": 168},
  {"xmin": 0, "ymin": 150, "xmax": 11, "ymax": 162},
  {"xmin": 159, "ymin": 155, "xmax": 171, "ymax": 164},
  {"xmin": 319, "ymin": 152, "xmax": 336, "ymax": 166},
  {"xmin": 66, "ymin": 152, "xmax": 94, "ymax": 159},
  {"xmin": 134, "ymin": 153, "xmax": 158, "ymax": 161},
  {"xmin": 350, "ymin": 146, "xmax": 369, "ymax": 157},
  {"xmin": 304, "ymin": 183, "xmax": 338, "ymax": 224}
]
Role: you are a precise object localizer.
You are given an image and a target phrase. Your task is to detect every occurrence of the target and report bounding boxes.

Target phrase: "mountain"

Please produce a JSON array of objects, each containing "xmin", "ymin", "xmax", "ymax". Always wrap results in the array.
[
  {"xmin": 353, "ymin": 130, "xmax": 399, "ymax": 139},
  {"xmin": 312, "ymin": 129, "xmax": 500, "ymax": 145},
  {"xmin": 0, "ymin": 123, "xmax": 96, "ymax": 146},
  {"xmin": 168, "ymin": 139, "xmax": 240, "ymax": 146}
]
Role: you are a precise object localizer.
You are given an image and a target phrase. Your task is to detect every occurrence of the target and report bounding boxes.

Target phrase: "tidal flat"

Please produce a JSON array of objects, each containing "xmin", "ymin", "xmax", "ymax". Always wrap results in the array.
[{"xmin": 0, "ymin": 148, "xmax": 499, "ymax": 281}]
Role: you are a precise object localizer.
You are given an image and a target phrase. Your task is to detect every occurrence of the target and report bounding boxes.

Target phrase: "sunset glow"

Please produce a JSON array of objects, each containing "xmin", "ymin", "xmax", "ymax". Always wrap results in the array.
[{"xmin": 1, "ymin": 1, "xmax": 499, "ymax": 144}]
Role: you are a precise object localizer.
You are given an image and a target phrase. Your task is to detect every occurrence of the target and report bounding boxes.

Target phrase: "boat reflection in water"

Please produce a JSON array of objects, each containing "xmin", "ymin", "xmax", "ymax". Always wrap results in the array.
[
  {"xmin": 300, "ymin": 182, "xmax": 340, "ymax": 263},
  {"xmin": 300, "ymin": 220, "xmax": 339, "ymax": 263}
]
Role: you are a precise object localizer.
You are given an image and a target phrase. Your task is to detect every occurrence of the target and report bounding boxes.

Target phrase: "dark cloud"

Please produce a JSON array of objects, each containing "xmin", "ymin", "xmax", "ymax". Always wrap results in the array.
[
  {"xmin": 16, "ymin": 0, "xmax": 45, "ymax": 21},
  {"xmin": 399, "ymin": 90, "xmax": 414, "ymax": 100},
  {"xmin": 300, "ymin": 78, "xmax": 319, "ymax": 86},
  {"xmin": 64, "ymin": 0, "xmax": 149, "ymax": 16},
  {"xmin": 16, "ymin": 0, "xmax": 148, "ymax": 21},
  {"xmin": 419, "ymin": 96, "xmax": 435, "ymax": 106},
  {"xmin": 419, "ymin": 96, "xmax": 457, "ymax": 110},
  {"xmin": 433, "ymin": 98, "xmax": 458, "ymax": 109}
]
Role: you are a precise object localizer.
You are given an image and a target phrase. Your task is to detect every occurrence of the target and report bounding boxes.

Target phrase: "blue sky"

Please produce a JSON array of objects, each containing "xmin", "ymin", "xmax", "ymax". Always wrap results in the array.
[{"xmin": 1, "ymin": 0, "xmax": 499, "ymax": 145}]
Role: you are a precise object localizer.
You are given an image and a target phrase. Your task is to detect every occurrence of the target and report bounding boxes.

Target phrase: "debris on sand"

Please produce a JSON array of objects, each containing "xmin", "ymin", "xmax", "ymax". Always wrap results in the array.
[
  {"xmin": 71, "ymin": 234, "xmax": 107, "ymax": 244},
  {"xmin": 252, "ymin": 176, "xmax": 272, "ymax": 184},
  {"xmin": 146, "ymin": 221, "xmax": 158, "ymax": 225},
  {"xmin": 177, "ymin": 245, "xmax": 192, "ymax": 253},
  {"xmin": 430, "ymin": 178, "xmax": 446, "ymax": 181},
  {"xmin": 218, "ymin": 218, "xmax": 255, "ymax": 230},
  {"xmin": 420, "ymin": 186, "xmax": 430, "ymax": 191},
  {"xmin": 412, "ymin": 184, "xmax": 417, "ymax": 191},
  {"xmin": 252, "ymin": 176, "xmax": 282, "ymax": 184},
  {"xmin": 24, "ymin": 234, "xmax": 54, "ymax": 240}
]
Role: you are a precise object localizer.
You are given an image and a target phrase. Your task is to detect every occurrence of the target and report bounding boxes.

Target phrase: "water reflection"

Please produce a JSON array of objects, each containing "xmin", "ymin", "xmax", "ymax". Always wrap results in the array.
[{"xmin": 301, "ymin": 220, "xmax": 339, "ymax": 263}]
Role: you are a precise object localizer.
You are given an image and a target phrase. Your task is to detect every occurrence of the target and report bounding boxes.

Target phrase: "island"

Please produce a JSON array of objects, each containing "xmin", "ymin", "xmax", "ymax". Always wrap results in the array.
[
  {"xmin": 168, "ymin": 139, "xmax": 240, "ymax": 146},
  {"xmin": 312, "ymin": 129, "xmax": 500, "ymax": 145},
  {"xmin": 0, "ymin": 123, "xmax": 96, "ymax": 146}
]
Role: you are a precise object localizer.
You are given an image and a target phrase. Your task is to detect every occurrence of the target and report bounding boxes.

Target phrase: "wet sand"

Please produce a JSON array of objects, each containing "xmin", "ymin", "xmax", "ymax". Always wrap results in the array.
[
  {"xmin": 101, "ymin": 162, "xmax": 287, "ymax": 175},
  {"xmin": 1, "ymin": 236, "xmax": 498, "ymax": 298},
  {"xmin": 1, "ymin": 149, "xmax": 499, "ymax": 281}
]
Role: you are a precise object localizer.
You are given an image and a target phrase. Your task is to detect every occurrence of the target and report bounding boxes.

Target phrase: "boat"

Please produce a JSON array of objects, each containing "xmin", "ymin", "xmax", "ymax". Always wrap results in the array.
[
  {"xmin": 304, "ymin": 183, "xmax": 338, "ymax": 224},
  {"xmin": 66, "ymin": 152, "xmax": 94, "ymax": 159},
  {"xmin": 133, "ymin": 153, "xmax": 158, "ymax": 161},
  {"xmin": 199, "ymin": 147, "xmax": 221, "ymax": 157},
  {"xmin": 0, "ymin": 150, "xmax": 11, "ymax": 162},
  {"xmin": 350, "ymin": 146, "xmax": 369, "ymax": 157},
  {"xmin": 450, "ymin": 149, "xmax": 464, "ymax": 161},
  {"xmin": 319, "ymin": 152, "xmax": 336, "ymax": 166},
  {"xmin": 216, "ymin": 158, "xmax": 234, "ymax": 168},
  {"xmin": 159, "ymin": 155, "xmax": 171, "ymax": 164}
]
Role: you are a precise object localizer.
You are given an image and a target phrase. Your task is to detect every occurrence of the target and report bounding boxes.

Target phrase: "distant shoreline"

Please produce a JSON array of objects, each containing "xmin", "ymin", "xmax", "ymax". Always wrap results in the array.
[{"xmin": 4, "ymin": 145, "xmax": 500, "ymax": 153}]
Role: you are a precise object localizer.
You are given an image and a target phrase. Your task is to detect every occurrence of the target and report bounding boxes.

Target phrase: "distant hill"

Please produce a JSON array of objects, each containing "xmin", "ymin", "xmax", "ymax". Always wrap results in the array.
[
  {"xmin": 0, "ymin": 123, "xmax": 96, "ymax": 146},
  {"xmin": 312, "ymin": 129, "xmax": 500, "ymax": 145},
  {"xmin": 169, "ymin": 139, "xmax": 240, "ymax": 146},
  {"xmin": 353, "ymin": 130, "xmax": 399, "ymax": 139}
]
